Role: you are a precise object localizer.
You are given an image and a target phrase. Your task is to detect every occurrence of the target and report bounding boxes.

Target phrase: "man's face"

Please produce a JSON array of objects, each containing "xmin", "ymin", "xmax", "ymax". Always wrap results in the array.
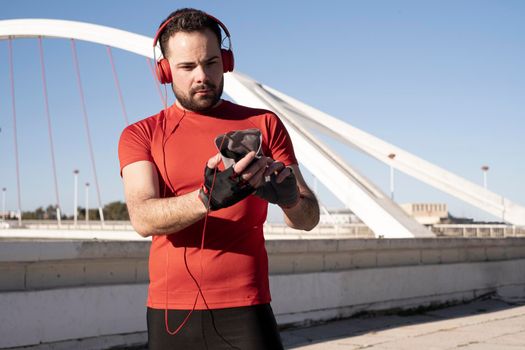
[{"xmin": 166, "ymin": 29, "xmax": 224, "ymax": 112}]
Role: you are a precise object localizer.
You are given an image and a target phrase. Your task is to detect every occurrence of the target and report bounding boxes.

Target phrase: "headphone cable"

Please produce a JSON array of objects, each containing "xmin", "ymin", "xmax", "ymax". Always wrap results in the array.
[{"xmin": 162, "ymin": 102, "xmax": 226, "ymax": 336}]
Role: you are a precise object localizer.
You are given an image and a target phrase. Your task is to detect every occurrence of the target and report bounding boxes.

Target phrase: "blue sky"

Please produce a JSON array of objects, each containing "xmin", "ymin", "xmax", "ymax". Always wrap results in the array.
[{"xmin": 0, "ymin": 0, "xmax": 524, "ymax": 222}]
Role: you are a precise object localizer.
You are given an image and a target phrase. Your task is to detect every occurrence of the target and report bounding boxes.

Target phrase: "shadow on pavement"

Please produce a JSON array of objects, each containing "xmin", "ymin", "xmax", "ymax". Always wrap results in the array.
[{"xmin": 280, "ymin": 295, "xmax": 524, "ymax": 349}]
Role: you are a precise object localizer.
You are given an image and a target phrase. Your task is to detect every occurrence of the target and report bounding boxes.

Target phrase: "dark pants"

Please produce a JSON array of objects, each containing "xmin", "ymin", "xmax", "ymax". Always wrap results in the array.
[{"xmin": 147, "ymin": 304, "xmax": 284, "ymax": 350}]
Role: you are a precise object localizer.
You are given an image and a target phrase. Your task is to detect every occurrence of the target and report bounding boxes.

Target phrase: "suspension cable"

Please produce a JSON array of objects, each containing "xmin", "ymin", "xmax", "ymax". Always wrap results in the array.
[
  {"xmin": 106, "ymin": 46, "xmax": 129, "ymax": 126},
  {"xmin": 70, "ymin": 39, "xmax": 105, "ymax": 225},
  {"xmin": 38, "ymin": 37, "xmax": 62, "ymax": 225},
  {"xmin": 7, "ymin": 38, "xmax": 22, "ymax": 226},
  {"xmin": 146, "ymin": 58, "xmax": 167, "ymax": 106}
]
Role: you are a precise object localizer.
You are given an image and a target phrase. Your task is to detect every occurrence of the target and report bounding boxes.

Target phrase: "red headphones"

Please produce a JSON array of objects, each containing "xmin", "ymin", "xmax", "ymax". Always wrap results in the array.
[{"xmin": 153, "ymin": 13, "xmax": 234, "ymax": 84}]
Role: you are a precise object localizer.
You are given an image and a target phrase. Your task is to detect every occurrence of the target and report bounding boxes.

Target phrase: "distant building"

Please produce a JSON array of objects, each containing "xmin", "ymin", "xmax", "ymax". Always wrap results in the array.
[{"xmin": 400, "ymin": 203, "xmax": 448, "ymax": 225}]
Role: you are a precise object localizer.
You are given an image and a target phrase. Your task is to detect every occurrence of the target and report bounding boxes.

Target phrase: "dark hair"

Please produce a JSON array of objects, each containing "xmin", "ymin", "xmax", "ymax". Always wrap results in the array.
[{"xmin": 158, "ymin": 8, "xmax": 222, "ymax": 57}]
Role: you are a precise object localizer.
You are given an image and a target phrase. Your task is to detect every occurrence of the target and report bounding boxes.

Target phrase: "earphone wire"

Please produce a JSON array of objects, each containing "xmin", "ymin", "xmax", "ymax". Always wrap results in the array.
[
  {"xmin": 154, "ymin": 25, "xmax": 199, "ymax": 336},
  {"xmin": 159, "ymin": 83, "xmax": 227, "ymax": 336},
  {"xmin": 159, "ymin": 84, "xmax": 197, "ymax": 335},
  {"xmin": 153, "ymin": 18, "xmax": 234, "ymax": 342},
  {"xmin": 158, "ymin": 81, "xmax": 193, "ymax": 335},
  {"xmin": 163, "ymin": 130, "xmax": 223, "ymax": 336}
]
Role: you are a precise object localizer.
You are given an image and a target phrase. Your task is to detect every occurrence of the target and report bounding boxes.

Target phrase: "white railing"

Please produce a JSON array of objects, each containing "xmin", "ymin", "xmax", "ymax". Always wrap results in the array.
[
  {"xmin": 0, "ymin": 220, "xmax": 133, "ymax": 231},
  {"xmin": 432, "ymin": 224, "xmax": 525, "ymax": 238},
  {"xmin": 2, "ymin": 220, "xmax": 524, "ymax": 238},
  {"xmin": 263, "ymin": 223, "xmax": 374, "ymax": 238}
]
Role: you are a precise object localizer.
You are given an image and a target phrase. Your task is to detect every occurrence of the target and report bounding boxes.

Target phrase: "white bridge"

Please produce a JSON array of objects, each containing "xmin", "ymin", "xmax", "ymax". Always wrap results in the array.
[
  {"xmin": 1, "ymin": 18, "xmax": 525, "ymax": 350},
  {"xmin": 1, "ymin": 19, "xmax": 525, "ymax": 238}
]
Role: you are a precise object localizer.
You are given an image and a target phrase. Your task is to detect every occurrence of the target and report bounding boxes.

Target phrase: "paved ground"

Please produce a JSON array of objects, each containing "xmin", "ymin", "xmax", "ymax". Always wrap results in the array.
[
  {"xmin": 281, "ymin": 297, "xmax": 525, "ymax": 349},
  {"xmin": 52, "ymin": 296, "xmax": 524, "ymax": 350}
]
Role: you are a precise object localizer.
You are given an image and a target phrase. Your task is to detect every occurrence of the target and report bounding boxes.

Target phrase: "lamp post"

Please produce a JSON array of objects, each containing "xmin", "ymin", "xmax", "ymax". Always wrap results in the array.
[
  {"xmin": 73, "ymin": 169, "xmax": 79, "ymax": 227},
  {"xmin": 481, "ymin": 165, "xmax": 489, "ymax": 189},
  {"xmin": 1, "ymin": 187, "xmax": 6, "ymax": 221},
  {"xmin": 85, "ymin": 182, "xmax": 90, "ymax": 224},
  {"xmin": 388, "ymin": 153, "xmax": 396, "ymax": 200}
]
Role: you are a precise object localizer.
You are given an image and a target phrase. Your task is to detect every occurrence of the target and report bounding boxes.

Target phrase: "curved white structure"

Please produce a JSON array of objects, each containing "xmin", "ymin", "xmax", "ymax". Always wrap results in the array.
[
  {"xmin": 0, "ymin": 19, "xmax": 154, "ymax": 58},
  {"xmin": 1, "ymin": 19, "xmax": 524, "ymax": 236}
]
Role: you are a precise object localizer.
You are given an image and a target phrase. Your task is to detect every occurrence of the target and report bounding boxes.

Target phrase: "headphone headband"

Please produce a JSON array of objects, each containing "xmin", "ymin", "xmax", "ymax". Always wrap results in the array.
[{"xmin": 153, "ymin": 12, "xmax": 231, "ymax": 49}]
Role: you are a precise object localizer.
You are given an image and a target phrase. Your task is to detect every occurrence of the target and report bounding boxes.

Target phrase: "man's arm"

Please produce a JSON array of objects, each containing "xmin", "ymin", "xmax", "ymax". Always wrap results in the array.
[
  {"xmin": 280, "ymin": 164, "xmax": 320, "ymax": 231},
  {"xmin": 122, "ymin": 153, "xmax": 264, "ymax": 237},
  {"xmin": 122, "ymin": 160, "xmax": 207, "ymax": 237}
]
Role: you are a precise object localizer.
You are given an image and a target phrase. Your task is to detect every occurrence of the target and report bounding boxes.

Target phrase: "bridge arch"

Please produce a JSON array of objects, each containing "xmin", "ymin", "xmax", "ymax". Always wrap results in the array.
[{"xmin": 1, "ymin": 19, "xmax": 523, "ymax": 236}]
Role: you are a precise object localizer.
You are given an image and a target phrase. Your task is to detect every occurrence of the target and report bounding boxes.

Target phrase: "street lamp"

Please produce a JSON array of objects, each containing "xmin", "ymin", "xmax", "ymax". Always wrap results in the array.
[
  {"xmin": 73, "ymin": 169, "xmax": 79, "ymax": 227},
  {"xmin": 388, "ymin": 153, "xmax": 396, "ymax": 200},
  {"xmin": 481, "ymin": 165, "xmax": 489, "ymax": 189},
  {"xmin": 1, "ymin": 187, "xmax": 6, "ymax": 221},
  {"xmin": 85, "ymin": 182, "xmax": 90, "ymax": 224}
]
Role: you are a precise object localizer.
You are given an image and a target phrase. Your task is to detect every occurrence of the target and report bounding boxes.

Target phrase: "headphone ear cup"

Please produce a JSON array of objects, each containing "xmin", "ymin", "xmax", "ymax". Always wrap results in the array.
[
  {"xmin": 156, "ymin": 58, "xmax": 172, "ymax": 84},
  {"xmin": 221, "ymin": 49, "xmax": 234, "ymax": 73}
]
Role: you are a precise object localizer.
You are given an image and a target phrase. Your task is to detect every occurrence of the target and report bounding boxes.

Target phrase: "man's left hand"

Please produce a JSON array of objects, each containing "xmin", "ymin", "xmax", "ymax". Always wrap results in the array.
[
  {"xmin": 234, "ymin": 151, "xmax": 273, "ymax": 189},
  {"xmin": 234, "ymin": 152, "xmax": 300, "ymax": 207},
  {"xmin": 254, "ymin": 162, "xmax": 300, "ymax": 208}
]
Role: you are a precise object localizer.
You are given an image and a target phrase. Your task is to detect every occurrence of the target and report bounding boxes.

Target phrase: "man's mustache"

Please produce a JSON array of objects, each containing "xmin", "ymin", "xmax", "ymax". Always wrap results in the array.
[{"xmin": 191, "ymin": 83, "xmax": 216, "ymax": 94}]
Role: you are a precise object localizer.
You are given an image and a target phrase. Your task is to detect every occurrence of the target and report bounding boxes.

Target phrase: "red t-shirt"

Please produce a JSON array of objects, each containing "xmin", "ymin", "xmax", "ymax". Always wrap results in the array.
[{"xmin": 118, "ymin": 100, "xmax": 297, "ymax": 309}]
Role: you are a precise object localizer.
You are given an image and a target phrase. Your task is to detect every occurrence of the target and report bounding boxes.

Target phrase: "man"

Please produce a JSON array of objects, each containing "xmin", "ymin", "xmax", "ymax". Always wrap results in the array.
[{"xmin": 119, "ymin": 8, "xmax": 319, "ymax": 349}]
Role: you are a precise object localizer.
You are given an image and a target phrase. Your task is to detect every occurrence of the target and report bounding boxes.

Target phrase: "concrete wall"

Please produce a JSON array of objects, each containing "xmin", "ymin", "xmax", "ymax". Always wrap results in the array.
[{"xmin": 1, "ymin": 237, "xmax": 525, "ymax": 348}]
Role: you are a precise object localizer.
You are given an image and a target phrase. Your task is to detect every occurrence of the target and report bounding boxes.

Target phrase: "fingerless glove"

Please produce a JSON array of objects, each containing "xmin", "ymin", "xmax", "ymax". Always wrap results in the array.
[
  {"xmin": 255, "ymin": 169, "xmax": 300, "ymax": 208},
  {"xmin": 198, "ymin": 166, "xmax": 255, "ymax": 211}
]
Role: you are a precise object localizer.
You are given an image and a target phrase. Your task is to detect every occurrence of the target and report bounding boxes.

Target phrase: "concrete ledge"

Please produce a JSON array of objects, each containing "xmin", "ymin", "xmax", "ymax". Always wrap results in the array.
[
  {"xmin": 1, "ymin": 237, "xmax": 525, "ymax": 348},
  {"xmin": 0, "ymin": 284, "xmax": 148, "ymax": 348},
  {"xmin": 271, "ymin": 259, "xmax": 525, "ymax": 325},
  {"xmin": 0, "ymin": 240, "xmax": 149, "ymax": 262},
  {"xmin": 2, "ymin": 238, "xmax": 525, "ymax": 292},
  {"xmin": 267, "ymin": 237, "xmax": 525, "ymax": 275},
  {"xmin": 2, "ymin": 260, "xmax": 524, "ymax": 348}
]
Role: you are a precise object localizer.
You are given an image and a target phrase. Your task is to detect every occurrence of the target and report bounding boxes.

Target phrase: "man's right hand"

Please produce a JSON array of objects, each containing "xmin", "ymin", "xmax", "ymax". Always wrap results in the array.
[{"xmin": 198, "ymin": 153, "xmax": 256, "ymax": 211}]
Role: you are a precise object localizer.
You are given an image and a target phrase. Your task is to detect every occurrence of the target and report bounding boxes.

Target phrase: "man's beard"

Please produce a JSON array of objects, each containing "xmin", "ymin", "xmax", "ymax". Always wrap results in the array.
[{"xmin": 173, "ymin": 78, "xmax": 223, "ymax": 112}]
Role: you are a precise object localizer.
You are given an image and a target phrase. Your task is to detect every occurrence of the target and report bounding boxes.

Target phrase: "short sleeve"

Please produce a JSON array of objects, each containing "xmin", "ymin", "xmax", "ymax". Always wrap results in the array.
[
  {"xmin": 118, "ymin": 121, "xmax": 155, "ymax": 176},
  {"xmin": 265, "ymin": 113, "xmax": 297, "ymax": 167}
]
